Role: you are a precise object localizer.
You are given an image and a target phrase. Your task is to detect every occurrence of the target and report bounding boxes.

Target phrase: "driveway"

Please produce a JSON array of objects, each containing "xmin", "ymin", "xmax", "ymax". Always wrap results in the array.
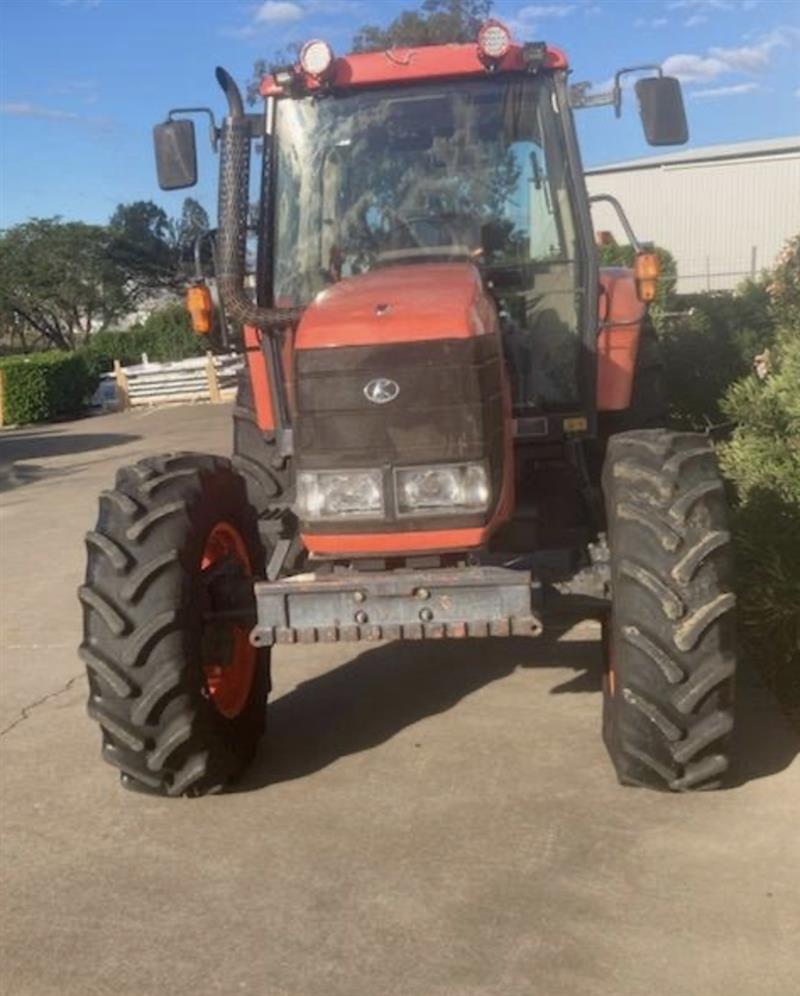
[{"xmin": 1, "ymin": 404, "xmax": 798, "ymax": 996}]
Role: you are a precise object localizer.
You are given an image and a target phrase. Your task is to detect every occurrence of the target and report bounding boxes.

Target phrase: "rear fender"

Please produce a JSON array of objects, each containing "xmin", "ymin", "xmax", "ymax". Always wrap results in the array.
[{"xmin": 597, "ymin": 268, "xmax": 646, "ymax": 412}]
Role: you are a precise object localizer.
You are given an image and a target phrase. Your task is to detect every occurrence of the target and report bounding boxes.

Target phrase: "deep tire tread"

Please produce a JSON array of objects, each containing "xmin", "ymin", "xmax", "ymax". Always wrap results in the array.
[
  {"xmin": 602, "ymin": 429, "xmax": 737, "ymax": 792},
  {"xmin": 80, "ymin": 452, "xmax": 268, "ymax": 797}
]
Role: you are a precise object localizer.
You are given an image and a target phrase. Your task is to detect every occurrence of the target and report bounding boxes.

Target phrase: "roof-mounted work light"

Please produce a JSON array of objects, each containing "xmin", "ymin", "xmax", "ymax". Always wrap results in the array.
[
  {"xmin": 522, "ymin": 42, "xmax": 547, "ymax": 72},
  {"xmin": 477, "ymin": 20, "xmax": 512, "ymax": 62},
  {"xmin": 300, "ymin": 39, "xmax": 335, "ymax": 79}
]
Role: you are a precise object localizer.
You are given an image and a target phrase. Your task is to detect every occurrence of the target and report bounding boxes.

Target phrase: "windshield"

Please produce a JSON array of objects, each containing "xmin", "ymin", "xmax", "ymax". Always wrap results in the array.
[{"xmin": 273, "ymin": 75, "xmax": 582, "ymax": 408}]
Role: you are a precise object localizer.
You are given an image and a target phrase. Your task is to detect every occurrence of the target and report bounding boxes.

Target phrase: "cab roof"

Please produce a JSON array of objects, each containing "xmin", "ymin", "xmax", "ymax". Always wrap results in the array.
[{"xmin": 260, "ymin": 40, "xmax": 568, "ymax": 98}]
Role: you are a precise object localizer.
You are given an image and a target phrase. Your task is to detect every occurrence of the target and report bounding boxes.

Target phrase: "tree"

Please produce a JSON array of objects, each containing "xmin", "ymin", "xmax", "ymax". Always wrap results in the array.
[
  {"xmin": 352, "ymin": 0, "xmax": 492, "ymax": 53},
  {"xmin": 107, "ymin": 199, "xmax": 179, "ymax": 293},
  {"xmin": 175, "ymin": 197, "xmax": 210, "ymax": 254},
  {"xmin": 0, "ymin": 200, "xmax": 204, "ymax": 351},
  {"xmin": 247, "ymin": 44, "xmax": 302, "ymax": 105},
  {"xmin": 109, "ymin": 200, "xmax": 172, "ymax": 246},
  {"xmin": 247, "ymin": 0, "xmax": 493, "ymax": 103},
  {"xmin": 0, "ymin": 219, "xmax": 128, "ymax": 349}
]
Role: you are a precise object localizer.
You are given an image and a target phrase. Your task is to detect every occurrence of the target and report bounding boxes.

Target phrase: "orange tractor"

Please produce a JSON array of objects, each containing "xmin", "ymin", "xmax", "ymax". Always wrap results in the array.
[{"xmin": 80, "ymin": 22, "xmax": 736, "ymax": 796}]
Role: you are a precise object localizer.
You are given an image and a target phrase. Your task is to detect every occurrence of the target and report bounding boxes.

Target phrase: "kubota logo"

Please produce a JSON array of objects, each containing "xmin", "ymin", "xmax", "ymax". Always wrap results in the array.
[{"xmin": 364, "ymin": 378, "xmax": 400, "ymax": 405}]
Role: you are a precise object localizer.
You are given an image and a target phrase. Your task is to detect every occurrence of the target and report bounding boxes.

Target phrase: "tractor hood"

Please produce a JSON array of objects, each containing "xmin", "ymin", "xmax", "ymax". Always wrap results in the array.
[{"xmin": 294, "ymin": 263, "xmax": 498, "ymax": 350}]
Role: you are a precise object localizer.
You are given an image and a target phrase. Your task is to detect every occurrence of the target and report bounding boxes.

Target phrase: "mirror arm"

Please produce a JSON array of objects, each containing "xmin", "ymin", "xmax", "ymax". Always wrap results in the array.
[
  {"xmin": 570, "ymin": 64, "xmax": 663, "ymax": 113},
  {"xmin": 611, "ymin": 64, "xmax": 663, "ymax": 118},
  {"xmin": 588, "ymin": 194, "xmax": 642, "ymax": 252},
  {"xmin": 168, "ymin": 107, "xmax": 220, "ymax": 152}
]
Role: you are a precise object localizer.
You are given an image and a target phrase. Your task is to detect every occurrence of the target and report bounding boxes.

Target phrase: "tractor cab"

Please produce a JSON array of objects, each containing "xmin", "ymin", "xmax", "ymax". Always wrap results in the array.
[{"xmin": 272, "ymin": 69, "xmax": 583, "ymax": 412}]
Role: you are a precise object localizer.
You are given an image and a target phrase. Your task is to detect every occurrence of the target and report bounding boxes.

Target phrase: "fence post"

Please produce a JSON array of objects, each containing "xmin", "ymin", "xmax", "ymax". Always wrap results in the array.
[
  {"xmin": 206, "ymin": 351, "xmax": 221, "ymax": 404},
  {"xmin": 114, "ymin": 360, "xmax": 130, "ymax": 411}
]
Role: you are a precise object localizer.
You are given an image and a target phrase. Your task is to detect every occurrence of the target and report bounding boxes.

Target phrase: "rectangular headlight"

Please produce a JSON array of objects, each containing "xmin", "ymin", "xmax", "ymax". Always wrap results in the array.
[
  {"xmin": 395, "ymin": 462, "xmax": 490, "ymax": 515},
  {"xmin": 296, "ymin": 469, "xmax": 384, "ymax": 521}
]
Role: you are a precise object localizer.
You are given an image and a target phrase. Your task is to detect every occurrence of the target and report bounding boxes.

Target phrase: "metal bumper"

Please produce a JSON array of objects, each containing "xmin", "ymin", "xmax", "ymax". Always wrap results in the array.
[{"xmin": 250, "ymin": 566, "xmax": 542, "ymax": 646}]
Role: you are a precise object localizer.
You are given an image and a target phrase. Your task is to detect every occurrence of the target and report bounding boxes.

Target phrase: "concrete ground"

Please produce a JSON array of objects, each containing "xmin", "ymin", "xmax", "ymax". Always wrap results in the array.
[{"xmin": 1, "ymin": 404, "xmax": 798, "ymax": 996}]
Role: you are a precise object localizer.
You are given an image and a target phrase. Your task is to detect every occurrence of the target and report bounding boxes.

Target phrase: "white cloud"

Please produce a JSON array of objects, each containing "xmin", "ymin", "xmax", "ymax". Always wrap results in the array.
[
  {"xmin": 690, "ymin": 81, "xmax": 761, "ymax": 97},
  {"xmin": 254, "ymin": 1, "xmax": 304, "ymax": 23},
  {"xmin": 0, "ymin": 101, "xmax": 81, "ymax": 121},
  {"xmin": 663, "ymin": 29, "xmax": 797, "ymax": 83},
  {"xmin": 707, "ymin": 38, "xmax": 780, "ymax": 72},
  {"xmin": 516, "ymin": 4, "xmax": 575, "ymax": 19},
  {"xmin": 685, "ymin": 14, "xmax": 708, "ymax": 26},
  {"xmin": 222, "ymin": 0, "xmax": 365, "ymax": 40},
  {"xmin": 662, "ymin": 53, "xmax": 728, "ymax": 82},
  {"xmin": 795, "ymin": 85, "xmax": 800, "ymax": 98},
  {"xmin": 652, "ymin": 17, "xmax": 668, "ymax": 27}
]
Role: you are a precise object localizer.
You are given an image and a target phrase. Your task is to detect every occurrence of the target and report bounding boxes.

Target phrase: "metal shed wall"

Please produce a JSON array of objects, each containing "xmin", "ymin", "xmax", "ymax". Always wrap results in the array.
[{"xmin": 585, "ymin": 139, "xmax": 800, "ymax": 292}]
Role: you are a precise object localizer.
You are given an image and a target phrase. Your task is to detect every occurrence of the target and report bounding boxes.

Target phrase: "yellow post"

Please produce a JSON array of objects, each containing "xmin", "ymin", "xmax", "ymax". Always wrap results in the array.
[
  {"xmin": 113, "ymin": 360, "xmax": 130, "ymax": 411},
  {"xmin": 206, "ymin": 351, "xmax": 221, "ymax": 404}
]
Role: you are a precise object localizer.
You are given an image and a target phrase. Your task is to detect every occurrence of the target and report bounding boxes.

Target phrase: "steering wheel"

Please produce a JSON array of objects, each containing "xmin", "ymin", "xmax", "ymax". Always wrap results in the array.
[{"xmin": 379, "ymin": 206, "xmax": 426, "ymax": 249}]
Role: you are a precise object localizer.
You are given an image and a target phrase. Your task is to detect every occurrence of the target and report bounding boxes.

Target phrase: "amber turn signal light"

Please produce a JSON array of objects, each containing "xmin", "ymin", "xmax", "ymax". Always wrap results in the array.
[
  {"xmin": 186, "ymin": 283, "xmax": 213, "ymax": 334},
  {"xmin": 634, "ymin": 250, "xmax": 661, "ymax": 303}
]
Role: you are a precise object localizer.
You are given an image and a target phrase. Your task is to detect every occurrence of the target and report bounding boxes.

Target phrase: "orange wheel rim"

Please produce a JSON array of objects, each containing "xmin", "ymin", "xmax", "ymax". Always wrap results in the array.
[{"xmin": 201, "ymin": 521, "xmax": 256, "ymax": 719}]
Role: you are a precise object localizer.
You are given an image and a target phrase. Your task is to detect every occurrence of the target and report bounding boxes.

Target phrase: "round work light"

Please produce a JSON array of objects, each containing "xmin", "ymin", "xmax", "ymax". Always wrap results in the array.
[
  {"xmin": 300, "ymin": 39, "xmax": 334, "ymax": 78},
  {"xmin": 477, "ymin": 20, "xmax": 512, "ymax": 61}
]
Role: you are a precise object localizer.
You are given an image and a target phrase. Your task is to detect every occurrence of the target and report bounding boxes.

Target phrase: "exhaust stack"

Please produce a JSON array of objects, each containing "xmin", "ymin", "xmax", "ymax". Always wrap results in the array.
[{"xmin": 214, "ymin": 67, "xmax": 302, "ymax": 331}]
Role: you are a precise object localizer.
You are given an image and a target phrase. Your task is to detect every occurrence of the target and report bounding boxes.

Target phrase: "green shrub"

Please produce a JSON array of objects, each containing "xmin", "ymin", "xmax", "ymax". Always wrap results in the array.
[
  {"xmin": 720, "ymin": 330, "xmax": 800, "ymax": 503},
  {"xmin": 655, "ymin": 281, "xmax": 776, "ymax": 430},
  {"xmin": 719, "ymin": 328, "xmax": 800, "ymax": 720},
  {"xmin": 137, "ymin": 304, "xmax": 205, "ymax": 362},
  {"xmin": 767, "ymin": 234, "xmax": 800, "ymax": 329},
  {"xmin": 82, "ymin": 328, "xmax": 144, "ymax": 378},
  {"xmin": 83, "ymin": 304, "xmax": 204, "ymax": 377},
  {"xmin": 0, "ymin": 351, "xmax": 96, "ymax": 424}
]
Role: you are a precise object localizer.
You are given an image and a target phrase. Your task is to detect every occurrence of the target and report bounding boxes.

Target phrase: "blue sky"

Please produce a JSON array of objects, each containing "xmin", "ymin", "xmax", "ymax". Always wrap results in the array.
[{"xmin": 1, "ymin": 0, "xmax": 798, "ymax": 229}]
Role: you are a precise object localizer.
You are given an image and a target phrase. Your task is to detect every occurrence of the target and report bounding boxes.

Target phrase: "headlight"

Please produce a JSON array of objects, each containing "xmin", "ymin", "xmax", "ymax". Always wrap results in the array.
[
  {"xmin": 395, "ymin": 463, "xmax": 490, "ymax": 515},
  {"xmin": 296, "ymin": 469, "xmax": 384, "ymax": 521}
]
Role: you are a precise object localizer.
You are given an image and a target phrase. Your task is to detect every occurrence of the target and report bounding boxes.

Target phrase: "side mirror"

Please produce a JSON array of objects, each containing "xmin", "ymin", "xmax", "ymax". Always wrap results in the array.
[
  {"xmin": 153, "ymin": 119, "xmax": 197, "ymax": 190},
  {"xmin": 635, "ymin": 76, "xmax": 688, "ymax": 146}
]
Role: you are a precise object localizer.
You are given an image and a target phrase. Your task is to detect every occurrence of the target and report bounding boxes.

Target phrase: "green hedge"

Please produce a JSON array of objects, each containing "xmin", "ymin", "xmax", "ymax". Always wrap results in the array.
[
  {"xmin": 0, "ymin": 306, "xmax": 205, "ymax": 425},
  {"xmin": 0, "ymin": 351, "xmax": 96, "ymax": 425}
]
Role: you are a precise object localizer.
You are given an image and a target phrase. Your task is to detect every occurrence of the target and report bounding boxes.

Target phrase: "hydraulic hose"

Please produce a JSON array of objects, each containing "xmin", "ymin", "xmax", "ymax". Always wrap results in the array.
[{"xmin": 214, "ymin": 67, "xmax": 303, "ymax": 331}]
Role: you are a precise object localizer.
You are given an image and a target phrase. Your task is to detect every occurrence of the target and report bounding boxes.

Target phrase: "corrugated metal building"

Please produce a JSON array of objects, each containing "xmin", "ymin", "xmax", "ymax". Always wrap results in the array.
[{"xmin": 585, "ymin": 136, "xmax": 800, "ymax": 292}]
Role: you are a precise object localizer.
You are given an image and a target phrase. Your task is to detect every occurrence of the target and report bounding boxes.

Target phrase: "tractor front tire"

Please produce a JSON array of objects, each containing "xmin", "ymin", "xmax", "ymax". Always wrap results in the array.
[
  {"xmin": 79, "ymin": 453, "xmax": 268, "ymax": 797},
  {"xmin": 602, "ymin": 430, "xmax": 737, "ymax": 791}
]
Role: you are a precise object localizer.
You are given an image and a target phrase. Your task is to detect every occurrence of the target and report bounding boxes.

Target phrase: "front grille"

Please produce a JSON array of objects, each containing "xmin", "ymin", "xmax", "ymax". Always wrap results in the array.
[{"xmin": 294, "ymin": 336, "xmax": 506, "ymax": 532}]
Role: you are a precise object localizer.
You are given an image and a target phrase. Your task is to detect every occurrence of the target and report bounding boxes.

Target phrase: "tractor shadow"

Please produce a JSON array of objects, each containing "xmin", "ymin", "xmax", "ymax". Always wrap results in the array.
[
  {"xmin": 0, "ymin": 425, "xmax": 140, "ymax": 493},
  {"xmin": 238, "ymin": 627, "xmax": 798, "ymax": 791}
]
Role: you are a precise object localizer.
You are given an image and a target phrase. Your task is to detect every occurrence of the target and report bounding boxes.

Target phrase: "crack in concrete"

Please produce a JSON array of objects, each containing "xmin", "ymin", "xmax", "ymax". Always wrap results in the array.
[{"xmin": 0, "ymin": 673, "xmax": 85, "ymax": 740}]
